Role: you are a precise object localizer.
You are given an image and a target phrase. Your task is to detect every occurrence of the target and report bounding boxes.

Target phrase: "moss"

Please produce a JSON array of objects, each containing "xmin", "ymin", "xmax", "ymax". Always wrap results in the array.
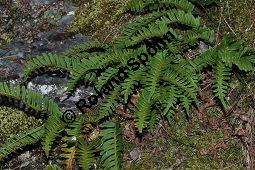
[
  {"xmin": 0, "ymin": 106, "xmax": 42, "ymax": 143},
  {"xmin": 200, "ymin": 0, "xmax": 255, "ymax": 46},
  {"xmin": 68, "ymin": 0, "xmax": 133, "ymax": 43},
  {"xmin": 124, "ymin": 112, "xmax": 246, "ymax": 169}
]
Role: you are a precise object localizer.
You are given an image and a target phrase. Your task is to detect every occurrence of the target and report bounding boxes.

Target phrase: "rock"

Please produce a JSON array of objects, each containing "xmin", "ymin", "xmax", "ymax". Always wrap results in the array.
[
  {"xmin": 129, "ymin": 147, "xmax": 142, "ymax": 161},
  {"xmin": 30, "ymin": 0, "xmax": 56, "ymax": 6},
  {"xmin": 59, "ymin": 12, "xmax": 75, "ymax": 27}
]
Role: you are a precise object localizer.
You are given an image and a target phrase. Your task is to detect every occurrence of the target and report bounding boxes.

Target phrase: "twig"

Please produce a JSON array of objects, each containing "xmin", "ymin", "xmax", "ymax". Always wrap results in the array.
[{"xmin": 223, "ymin": 17, "xmax": 236, "ymax": 35}]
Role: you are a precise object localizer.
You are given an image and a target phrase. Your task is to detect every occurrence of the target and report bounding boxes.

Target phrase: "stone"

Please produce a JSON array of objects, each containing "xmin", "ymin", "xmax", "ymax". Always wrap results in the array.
[{"xmin": 30, "ymin": 0, "xmax": 56, "ymax": 6}]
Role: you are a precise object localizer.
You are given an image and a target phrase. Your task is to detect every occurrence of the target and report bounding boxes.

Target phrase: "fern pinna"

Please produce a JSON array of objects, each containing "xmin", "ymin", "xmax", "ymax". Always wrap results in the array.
[{"xmin": 1, "ymin": 0, "xmax": 255, "ymax": 169}]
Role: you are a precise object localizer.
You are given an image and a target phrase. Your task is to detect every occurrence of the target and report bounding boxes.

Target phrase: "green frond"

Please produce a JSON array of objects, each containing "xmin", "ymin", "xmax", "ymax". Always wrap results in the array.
[
  {"xmin": 67, "ymin": 48, "xmax": 141, "ymax": 91},
  {"xmin": 100, "ymin": 120, "xmax": 123, "ymax": 170},
  {"xmin": 123, "ymin": 10, "xmax": 200, "ymax": 47},
  {"xmin": 125, "ymin": 0, "xmax": 194, "ymax": 13},
  {"xmin": 95, "ymin": 67, "xmax": 119, "ymax": 91},
  {"xmin": 124, "ymin": 21, "xmax": 169, "ymax": 47},
  {"xmin": 0, "ymin": 82, "xmax": 66, "ymax": 158},
  {"xmin": 180, "ymin": 26, "xmax": 214, "ymax": 45},
  {"xmin": 65, "ymin": 115, "xmax": 85, "ymax": 138},
  {"xmin": 115, "ymin": 11, "xmax": 167, "ymax": 48},
  {"xmin": 180, "ymin": 95, "xmax": 192, "ymax": 114},
  {"xmin": 162, "ymin": 68, "xmax": 198, "ymax": 103},
  {"xmin": 23, "ymin": 53, "xmax": 81, "ymax": 81},
  {"xmin": 95, "ymin": 87, "xmax": 121, "ymax": 121},
  {"xmin": 212, "ymin": 61, "xmax": 231, "ymax": 108},
  {"xmin": 63, "ymin": 39, "xmax": 109, "ymax": 57},
  {"xmin": 134, "ymin": 89, "xmax": 152, "ymax": 133},
  {"xmin": 0, "ymin": 126, "xmax": 44, "ymax": 160},
  {"xmin": 42, "ymin": 99, "xmax": 66, "ymax": 157},
  {"xmin": 148, "ymin": 111, "xmax": 160, "ymax": 130},
  {"xmin": 121, "ymin": 66, "xmax": 145, "ymax": 103},
  {"xmin": 192, "ymin": 46, "xmax": 215, "ymax": 71},
  {"xmin": 77, "ymin": 139, "xmax": 100, "ymax": 170},
  {"xmin": 143, "ymin": 51, "xmax": 168, "ymax": 99},
  {"xmin": 0, "ymin": 82, "xmax": 62, "ymax": 116},
  {"xmin": 159, "ymin": 86, "xmax": 179, "ymax": 121}
]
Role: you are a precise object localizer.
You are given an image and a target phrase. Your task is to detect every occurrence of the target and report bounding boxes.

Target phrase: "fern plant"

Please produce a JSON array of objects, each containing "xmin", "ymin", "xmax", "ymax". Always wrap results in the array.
[
  {"xmin": 0, "ymin": 0, "xmax": 255, "ymax": 169},
  {"xmin": 193, "ymin": 34, "xmax": 255, "ymax": 107}
]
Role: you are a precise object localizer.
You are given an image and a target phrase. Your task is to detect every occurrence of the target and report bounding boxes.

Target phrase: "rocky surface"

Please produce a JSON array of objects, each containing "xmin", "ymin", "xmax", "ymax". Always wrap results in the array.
[{"xmin": 0, "ymin": 0, "xmax": 92, "ymax": 169}]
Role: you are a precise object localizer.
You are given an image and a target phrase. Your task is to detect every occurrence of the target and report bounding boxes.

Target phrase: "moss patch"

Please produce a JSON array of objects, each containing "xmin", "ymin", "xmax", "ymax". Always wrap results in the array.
[
  {"xmin": 123, "ymin": 112, "xmax": 246, "ymax": 169},
  {"xmin": 200, "ymin": 0, "xmax": 255, "ymax": 46},
  {"xmin": 68, "ymin": 0, "xmax": 133, "ymax": 43},
  {"xmin": 0, "ymin": 106, "xmax": 42, "ymax": 143}
]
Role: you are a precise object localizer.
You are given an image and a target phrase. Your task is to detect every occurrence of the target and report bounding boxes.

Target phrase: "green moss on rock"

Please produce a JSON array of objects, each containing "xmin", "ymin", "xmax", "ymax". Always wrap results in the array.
[
  {"xmin": 0, "ymin": 106, "xmax": 42, "ymax": 143},
  {"xmin": 69, "ymin": 0, "xmax": 133, "ymax": 43}
]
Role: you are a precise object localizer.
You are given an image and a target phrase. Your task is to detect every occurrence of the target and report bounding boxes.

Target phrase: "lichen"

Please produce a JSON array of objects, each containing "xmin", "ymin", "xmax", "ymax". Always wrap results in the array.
[{"xmin": 0, "ymin": 106, "xmax": 42, "ymax": 143}]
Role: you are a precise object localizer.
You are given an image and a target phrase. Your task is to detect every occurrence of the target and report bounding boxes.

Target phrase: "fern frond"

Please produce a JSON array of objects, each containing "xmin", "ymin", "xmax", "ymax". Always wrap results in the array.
[
  {"xmin": 143, "ymin": 51, "xmax": 168, "ymax": 99},
  {"xmin": 180, "ymin": 95, "xmax": 191, "ymax": 114},
  {"xmin": 134, "ymin": 89, "xmax": 152, "ymax": 133},
  {"xmin": 23, "ymin": 53, "xmax": 81, "ymax": 81},
  {"xmin": 61, "ymin": 145, "xmax": 76, "ymax": 169},
  {"xmin": 148, "ymin": 111, "xmax": 160, "ymax": 130},
  {"xmin": 63, "ymin": 39, "xmax": 108, "ymax": 57},
  {"xmin": 95, "ymin": 87, "xmax": 121, "ymax": 121},
  {"xmin": 123, "ymin": 10, "xmax": 200, "ymax": 47},
  {"xmin": 67, "ymin": 48, "xmax": 143, "ymax": 91},
  {"xmin": 95, "ymin": 67, "xmax": 119, "ymax": 91},
  {"xmin": 162, "ymin": 67, "xmax": 198, "ymax": 103},
  {"xmin": 77, "ymin": 139, "xmax": 100, "ymax": 170},
  {"xmin": 212, "ymin": 61, "xmax": 231, "ymax": 108},
  {"xmin": 0, "ymin": 82, "xmax": 63, "ymax": 117},
  {"xmin": 159, "ymin": 86, "xmax": 179, "ymax": 121},
  {"xmin": 115, "ymin": 11, "xmax": 167, "ymax": 48},
  {"xmin": 0, "ymin": 126, "xmax": 44, "ymax": 160},
  {"xmin": 100, "ymin": 120, "xmax": 123, "ymax": 170},
  {"xmin": 42, "ymin": 98, "xmax": 66, "ymax": 157},
  {"xmin": 121, "ymin": 66, "xmax": 145, "ymax": 103},
  {"xmin": 125, "ymin": 0, "xmax": 194, "ymax": 13}
]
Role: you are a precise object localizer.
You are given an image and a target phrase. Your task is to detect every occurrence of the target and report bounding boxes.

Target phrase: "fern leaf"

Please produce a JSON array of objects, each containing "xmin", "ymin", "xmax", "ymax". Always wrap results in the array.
[
  {"xmin": 67, "ymin": 48, "xmax": 137, "ymax": 91},
  {"xmin": 134, "ymin": 89, "xmax": 152, "ymax": 133},
  {"xmin": 143, "ymin": 51, "xmax": 167, "ymax": 99},
  {"xmin": 95, "ymin": 87, "xmax": 121, "ymax": 121},
  {"xmin": 95, "ymin": 67, "xmax": 119, "ymax": 91},
  {"xmin": 23, "ymin": 53, "xmax": 81, "ymax": 81},
  {"xmin": 61, "ymin": 145, "xmax": 76, "ymax": 169},
  {"xmin": 77, "ymin": 139, "xmax": 99, "ymax": 170},
  {"xmin": 100, "ymin": 120, "xmax": 123, "ymax": 170},
  {"xmin": 63, "ymin": 39, "xmax": 108, "ymax": 57},
  {"xmin": 159, "ymin": 86, "xmax": 179, "ymax": 121},
  {"xmin": 125, "ymin": 0, "xmax": 194, "ymax": 13},
  {"xmin": 0, "ymin": 126, "xmax": 44, "ymax": 160},
  {"xmin": 212, "ymin": 61, "xmax": 231, "ymax": 108},
  {"xmin": 121, "ymin": 66, "xmax": 145, "ymax": 103}
]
